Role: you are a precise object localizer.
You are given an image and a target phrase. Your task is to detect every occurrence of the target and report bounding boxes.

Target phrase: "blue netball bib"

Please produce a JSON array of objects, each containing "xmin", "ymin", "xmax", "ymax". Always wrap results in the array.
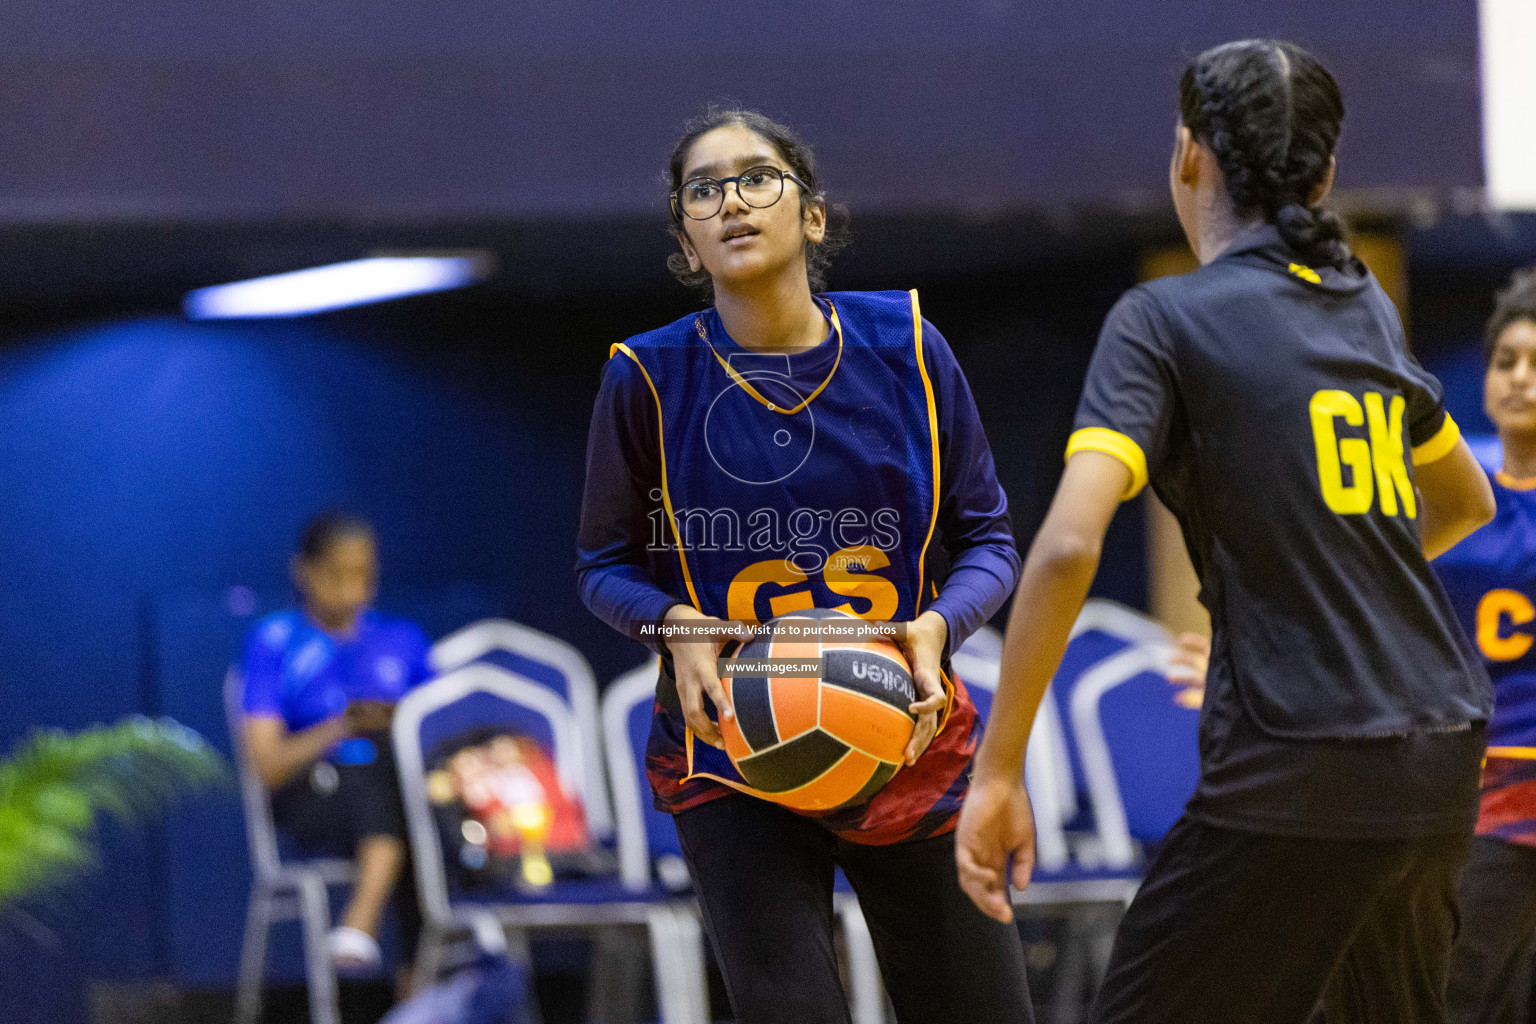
[
  {"xmin": 612, "ymin": 290, "xmax": 949, "ymax": 799},
  {"xmin": 613, "ymin": 290, "xmax": 938, "ymax": 623},
  {"xmin": 1437, "ymin": 471, "xmax": 1536, "ymax": 750}
]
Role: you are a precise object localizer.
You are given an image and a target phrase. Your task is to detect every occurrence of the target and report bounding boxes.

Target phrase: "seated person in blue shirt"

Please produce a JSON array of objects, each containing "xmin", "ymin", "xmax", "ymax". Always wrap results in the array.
[{"xmin": 241, "ymin": 512, "xmax": 432, "ymax": 973}]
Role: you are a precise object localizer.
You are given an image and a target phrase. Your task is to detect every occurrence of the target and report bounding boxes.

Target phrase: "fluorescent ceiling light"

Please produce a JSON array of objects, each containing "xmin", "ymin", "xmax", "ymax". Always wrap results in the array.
[
  {"xmin": 1481, "ymin": 0, "xmax": 1536, "ymax": 210},
  {"xmin": 184, "ymin": 254, "xmax": 493, "ymax": 319}
]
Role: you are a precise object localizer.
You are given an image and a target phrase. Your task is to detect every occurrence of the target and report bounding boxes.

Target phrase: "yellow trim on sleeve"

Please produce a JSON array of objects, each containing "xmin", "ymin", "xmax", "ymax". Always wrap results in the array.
[
  {"xmin": 1410, "ymin": 414, "xmax": 1460, "ymax": 467},
  {"xmin": 1065, "ymin": 427, "xmax": 1149, "ymax": 500}
]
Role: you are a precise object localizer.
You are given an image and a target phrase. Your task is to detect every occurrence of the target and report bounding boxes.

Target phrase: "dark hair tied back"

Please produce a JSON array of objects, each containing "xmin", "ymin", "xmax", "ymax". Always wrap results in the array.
[
  {"xmin": 664, "ymin": 106, "xmax": 850, "ymax": 298},
  {"xmin": 1486, "ymin": 267, "xmax": 1536, "ymax": 365},
  {"xmin": 1180, "ymin": 40, "xmax": 1350, "ymax": 269},
  {"xmin": 297, "ymin": 510, "xmax": 374, "ymax": 562}
]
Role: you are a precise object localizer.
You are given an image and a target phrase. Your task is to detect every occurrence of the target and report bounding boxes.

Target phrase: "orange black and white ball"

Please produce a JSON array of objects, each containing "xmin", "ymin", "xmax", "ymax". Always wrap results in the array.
[{"xmin": 721, "ymin": 608, "xmax": 916, "ymax": 812}]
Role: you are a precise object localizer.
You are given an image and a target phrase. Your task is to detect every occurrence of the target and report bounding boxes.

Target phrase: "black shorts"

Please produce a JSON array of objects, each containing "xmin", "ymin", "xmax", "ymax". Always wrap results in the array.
[
  {"xmin": 270, "ymin": 735, "xmax": 408, "ymax": 857},
  {"xmin": 674, "ymin": 792, "xmax": 1033, "ymax": 1024},
  {"xmin": 1446, "ymin": 834, "xmax": 1536, "ymax": 1024},
  {"xmin": 1090, "ymin": 814, "xmax": 1471, "ymax": 1024}
]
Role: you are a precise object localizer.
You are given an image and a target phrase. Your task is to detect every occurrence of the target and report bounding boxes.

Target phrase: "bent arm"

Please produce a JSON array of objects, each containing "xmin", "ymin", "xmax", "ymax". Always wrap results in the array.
[
  {"xmin": 1417, "ymin": 437, "xmax": 1496, "ymax": 560},
  {"xmin": 243, "ymin": 714, "xmax": 351, "ymax": 791},
  {"xmin": 973, "ymin": 451, "xmax": 1130, "ymax": 783}
]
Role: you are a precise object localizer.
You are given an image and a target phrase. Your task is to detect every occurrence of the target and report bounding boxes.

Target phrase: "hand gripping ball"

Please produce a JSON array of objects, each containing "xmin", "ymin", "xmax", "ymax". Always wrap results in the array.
[{"xmin": 720, "ymin": 608, "xmax": 917, "ymax": 812}]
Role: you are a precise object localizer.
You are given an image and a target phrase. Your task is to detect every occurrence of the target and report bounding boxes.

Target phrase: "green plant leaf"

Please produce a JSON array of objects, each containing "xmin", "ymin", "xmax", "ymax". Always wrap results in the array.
[{"xmin": 0, "ymin": 717, "xmax": 227, "ymax": 911}]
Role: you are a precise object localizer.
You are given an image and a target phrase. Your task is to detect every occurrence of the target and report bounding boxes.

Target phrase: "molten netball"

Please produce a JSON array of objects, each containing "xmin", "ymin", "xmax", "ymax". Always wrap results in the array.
[{"xmin": 720, "ymin": 608, "xmax": 917, "ymax": 812}]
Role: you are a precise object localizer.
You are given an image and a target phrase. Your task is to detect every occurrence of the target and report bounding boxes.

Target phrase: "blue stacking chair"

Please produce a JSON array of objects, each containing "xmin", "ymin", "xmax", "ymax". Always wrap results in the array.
[
  {"xmin": 954, "ymin": 628, "xmax": 1073, "ymax": 876},
  {"xmin": 958, "ymin": 625, "xmax": 1141, "ymax": 1024},
  {"xmin": 1049, "ymin": 600, "xmax": 1176, "ymax": 870},
  {"xmin": 953, "ymin": 628, "xmax": 1139, "ymax": 906},
  {"xmin": 602, "ymin": 657, "xmax": 887, "ymax": 1024},
  {"xmin": 600, "ymin": 658, "xmax": 691, "ymax": 897},
  {"xmin": 429, "ymin": 619, "xmax": 614, "ymax": 842},
  {"xmin": 957, "ymin": 619, "xmax": 1174, "ymax": 1024},
  {"xmin": 1071, "ymin": 642, "xmax": 1201, "ymax": 857},
  {"xmin": 225, "ymin": 669, "xmax": 354, "ymax": 1024},
  {"xmin": 393, "ymin": 662, "xmax": 708, "ymax": 1023}
]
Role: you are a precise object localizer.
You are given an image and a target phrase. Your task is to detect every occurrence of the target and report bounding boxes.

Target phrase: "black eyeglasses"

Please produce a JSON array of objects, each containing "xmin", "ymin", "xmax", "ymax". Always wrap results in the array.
[{"xmin": 671, "ymin": 165, "xmax": 810, "ymax": 221}]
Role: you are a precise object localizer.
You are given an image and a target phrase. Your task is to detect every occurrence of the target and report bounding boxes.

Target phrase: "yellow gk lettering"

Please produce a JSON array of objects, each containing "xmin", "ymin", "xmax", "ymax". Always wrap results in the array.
[
  {"xmin": 1364, "ymin": 392, "xmax": 1416, "ymax": 518},
  {"xmin": 1310, "ymin": 390, "xmax": 1373, "ymax": 515},
  {"xmin": 1478, "ymin": 589, "xmax": 1535, "ymax": 662},
  {"xmin": 1310, "ymin": 389, "xmax": 1415, "ymax": 518}
]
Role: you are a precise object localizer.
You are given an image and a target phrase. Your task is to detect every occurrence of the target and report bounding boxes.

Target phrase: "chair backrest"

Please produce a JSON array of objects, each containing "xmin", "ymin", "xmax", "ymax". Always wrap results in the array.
[
  {"xmin": 1068, "ymin": 600, "xmax": 1173, "ymax": 647},
  {"xmin": 1095, "ymin": 650, "xmax": 1202, "ymax": 847},
  {"xmin": 954, "ymin": 623, "xmax": 1001, "ymax": 663},
  {"xmin": 428, "ymin": 619, "xmax": 613, "ymax": 840},
  {"xmin": 224, "ymin": 667, "xmax": 284, "ymax": 881},
  {"xmin": 1067, "ymin": 640, "xmax": 1201, "ymax": 869},
  {"xmin": 956, "ymin": 628, "xmax": 1077, "ymax": 819},
  {"xmin": 954, "ymin": 628, "xmax": 1073, "ymax": 873},
  {"xmin": 1050, "ymin": 600, "xmax": 1173, "ymax": 811},
  {"xmin": 602, "ymin": 657, "xmax": 693, "ymax": 892},
  {"xmin": 393, "ymin": 663, "xmax": 588, "ymax": 925}
]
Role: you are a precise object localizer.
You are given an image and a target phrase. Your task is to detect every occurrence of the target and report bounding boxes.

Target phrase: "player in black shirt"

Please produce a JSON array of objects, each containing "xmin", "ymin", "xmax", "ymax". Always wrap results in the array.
[{"xmin": 957, "ymin": 39, "xmax": 1497, "ymax": 1024}]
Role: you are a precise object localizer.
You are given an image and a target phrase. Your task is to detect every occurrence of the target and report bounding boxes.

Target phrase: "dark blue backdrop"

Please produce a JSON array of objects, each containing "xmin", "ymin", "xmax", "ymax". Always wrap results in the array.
[{"xmin": 0, "ymin": 1, "xmax": 1483, "ymax": 220}]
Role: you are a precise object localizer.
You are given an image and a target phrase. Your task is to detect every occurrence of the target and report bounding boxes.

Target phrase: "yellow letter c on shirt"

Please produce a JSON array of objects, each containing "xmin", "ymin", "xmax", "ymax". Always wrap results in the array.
[{"xmin": 1478, "ymin": 588, "xmax": 1536, "ymax": 662}]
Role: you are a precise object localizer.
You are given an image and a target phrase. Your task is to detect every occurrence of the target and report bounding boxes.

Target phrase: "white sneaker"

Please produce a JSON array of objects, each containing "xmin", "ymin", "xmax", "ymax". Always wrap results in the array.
[{"xmin": 327, "ymin": 926, "xmax": 382, "ymax": 973}]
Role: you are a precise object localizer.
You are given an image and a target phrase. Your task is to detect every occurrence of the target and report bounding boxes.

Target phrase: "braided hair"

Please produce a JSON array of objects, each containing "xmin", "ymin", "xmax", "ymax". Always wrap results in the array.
[{"xmin": 1180, "ymin": 40, "xmax": 1350, "ymax": 269}]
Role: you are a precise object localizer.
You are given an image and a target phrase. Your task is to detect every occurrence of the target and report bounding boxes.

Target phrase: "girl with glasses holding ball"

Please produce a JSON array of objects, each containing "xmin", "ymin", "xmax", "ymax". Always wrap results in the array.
[{"xmin": 575, "ymin": 108, "xmax": 1034, "ymax": 1024}]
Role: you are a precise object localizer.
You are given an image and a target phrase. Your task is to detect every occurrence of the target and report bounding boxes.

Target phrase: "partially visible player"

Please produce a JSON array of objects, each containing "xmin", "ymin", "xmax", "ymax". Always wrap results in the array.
[
  {"xmin": 576, "ymin": 108, "xmax": 1032, "ymax": 1024},
  {"xmin": 957, "ymin": 39, "xmax": 1496, "ymax": 1024},
  {"xmin": 1438, "ymin": 269, "xmax": 1536, "ymax": 1023},
  {"xmin": 241, "ymin": 511, "xmax": 432, "ymax": 973}
]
